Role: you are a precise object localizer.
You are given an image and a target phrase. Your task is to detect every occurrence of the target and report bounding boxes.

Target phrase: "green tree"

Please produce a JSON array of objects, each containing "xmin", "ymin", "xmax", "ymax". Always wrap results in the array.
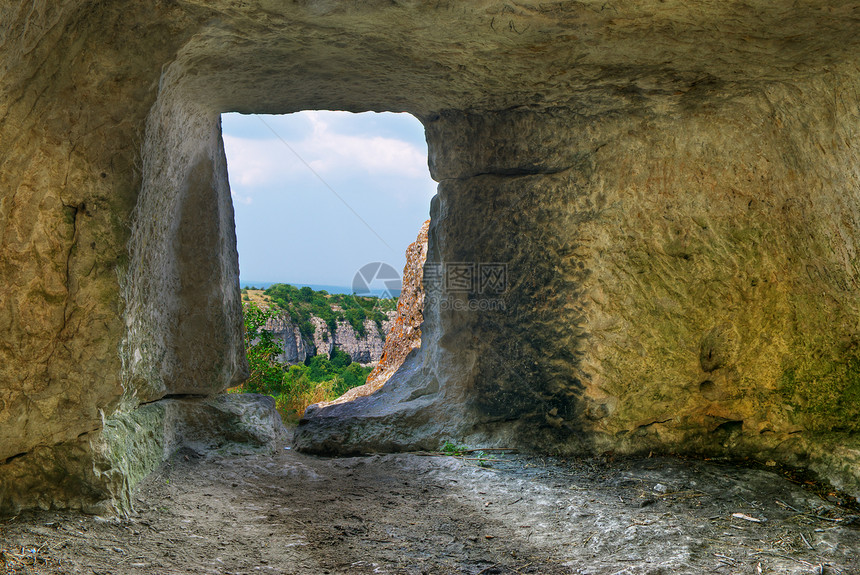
[
  {"xmin": 330, "ymin": 348, "xmax": 352, "ymax": 369},
  {"xmin": 333, "ymin": 363, "xmax": 371, "ymax": 396},
  {"xmin": 282, "ymin": 364, "xmax": 312, "ymax": 399},
  {"xmin": 305, "ymin": 354, "xmax": 336, "ymax": 383},
  {"xmin": 344, "ymin": 307, "xmax": 367, "ymax": 336},
  {"xmin": 298, "ymin": 286, "xmax": 314, "ymax": 302},
  {"xmin": 242, "ymin": 302, "xmax": 284, "ymax": 395}
]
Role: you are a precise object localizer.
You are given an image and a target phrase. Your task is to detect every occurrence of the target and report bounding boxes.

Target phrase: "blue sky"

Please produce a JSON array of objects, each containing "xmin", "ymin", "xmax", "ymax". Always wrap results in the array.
[{"xmin": 221, "ymin": 111, "xmax": 436, "ymax": 290}]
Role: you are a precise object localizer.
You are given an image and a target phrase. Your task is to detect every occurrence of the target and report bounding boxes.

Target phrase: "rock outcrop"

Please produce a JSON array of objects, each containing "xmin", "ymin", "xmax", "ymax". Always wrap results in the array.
[
  {"xmin": 265, "ymin": 314, "xmax": 314, "ymax": 365},
  {"xmin": 366, "ymin": 221, "xmax": 429, "ymax": 387},
  {"xmin": 3, "ymin": 1, "xmax": 860, "ymax": 512},
  {"xmin": 332, "ymin": 317, "xmax": 393, "ymax": 365},
  {"xmin": 264, "ymin": 308, "xmax": 396, "ymax": 366},
  {"xmin": 325, "ymin": 220, "xmax": 429, "ymax": 406},
  {"xmin": 0, "ymin": 393, "xmax": 285, "ymax": 515}
]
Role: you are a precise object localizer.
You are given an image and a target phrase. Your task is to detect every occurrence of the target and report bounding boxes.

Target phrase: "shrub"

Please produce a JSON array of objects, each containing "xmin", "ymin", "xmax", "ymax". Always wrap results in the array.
[
  {"xmin": 330, "ymin": 348, "xmax": 352, "ymax": 369},
  {"xmin": 333, "ymin": 363, "xmax": 372, "ymax": 396},
  {"xmin": 305, "ymin": 354, "xmax": 336, "ymax": 382},
  {"xmin": 298, "ymin": 286, "xmax": 314, "ymax": 302},
  {"xmin": 238, "ymin": 284, "xmax": 385, "ymax": 423},
  {"xmin": 241, "ymin": 302, "xmax": 284, "ymax": 395}
]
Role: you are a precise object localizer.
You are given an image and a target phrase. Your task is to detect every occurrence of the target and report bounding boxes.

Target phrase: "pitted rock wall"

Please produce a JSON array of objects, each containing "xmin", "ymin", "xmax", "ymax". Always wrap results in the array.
[
  {"xmin": 296, "ymin": 77, "xmax": 860, "ymax": 494},
  {"xmin": 123, "ymin": 79, "xmax": 247, "ymax": 404}
]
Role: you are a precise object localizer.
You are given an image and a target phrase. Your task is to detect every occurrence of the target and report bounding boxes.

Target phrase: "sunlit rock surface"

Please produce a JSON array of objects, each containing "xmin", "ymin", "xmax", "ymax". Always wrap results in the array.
[
  {"xmin": 265, "ymin": 311, "xmax": 395, "ymax": 366},
  {"xmin": 2, "ymin": 1, "xmax": 860, "ymax": 511},
  {"xmin": 321, "ymin": 219, "xmax": 430, "ymax": 407}
]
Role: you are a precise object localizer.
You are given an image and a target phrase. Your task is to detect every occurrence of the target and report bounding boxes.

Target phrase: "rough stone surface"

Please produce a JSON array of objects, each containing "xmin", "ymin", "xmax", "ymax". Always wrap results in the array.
[
  {"xmin": 265, "ymin": 313, "xmax": 315, "ymax": 365},
  {"xmin": 308, "ymin": 316, "xmax": 333, "ymax": 359},
  {"xmin": 366, "ymin": 220, "xmax": 430, "ymax": 387},
  {"xmin": 3, "ymin": 447, "xmax": 860, "ymax": 574},
  {"xmin": 0, "ymin": 393, "xmax": 284, "ymax": 516},
  {"xmin": 0, "ymin": 0, "xmax": 201, "ymax": 472},
  {"xmin": 122, "ymin": 68, "xmax": 247, "ymax": 405},
  {"xmin": 326, "ymin": 219, "xmax": 429, "ymax": 406},
  {"xmin": 331, "ymin": 317, "xmax": 390, "ymax": 365},
  {"xmin": 265, "ymin": 308, "xmax": 396, "ymax": 365},
  {"xmin": 302, "ymin": 92, "xmax": 860, "ymax": 498},
  {"xmin": 3, "ymin": 0, "xmax": 860, "ymax": 510}
]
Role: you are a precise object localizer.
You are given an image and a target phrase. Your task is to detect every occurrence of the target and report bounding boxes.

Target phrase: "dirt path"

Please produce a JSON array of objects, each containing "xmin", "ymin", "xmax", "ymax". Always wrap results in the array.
[{"xmin": 1, "ymin": 435, "xmax": 859, "ymax": 574}]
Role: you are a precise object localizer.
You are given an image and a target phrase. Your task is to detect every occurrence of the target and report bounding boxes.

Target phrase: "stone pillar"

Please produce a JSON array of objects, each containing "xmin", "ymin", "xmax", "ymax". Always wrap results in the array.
[
  {"xmin": 122, "ymin": 66, "xmax": 248, "ymax": 405},
  {"xmin": 0, "ymin": 1, "xmax": 153, "ymax": 509},
  {"xmin": 0, "ymin": 50, "xmax": 262, "ymax": 514}
]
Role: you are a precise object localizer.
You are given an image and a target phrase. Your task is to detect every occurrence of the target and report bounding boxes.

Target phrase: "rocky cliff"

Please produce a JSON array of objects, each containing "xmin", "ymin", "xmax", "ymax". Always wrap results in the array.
[
  {"xmin": 366, "ymin": 221, "xmax": 429, "ymax": 385},
  {"xmin": 327, "ymin": 220, "xmax": 429, "ymax": 406},
  {"xmin": 264, "ymin": 307, "xmax": 396, "ymax": 366},
  {"xmin": 263, "ymin": 314, "xmax": 311, "ymax": 365},
  {"xmin": 333, "ymin": 315, "xmax": 396, "ymax": 365}
]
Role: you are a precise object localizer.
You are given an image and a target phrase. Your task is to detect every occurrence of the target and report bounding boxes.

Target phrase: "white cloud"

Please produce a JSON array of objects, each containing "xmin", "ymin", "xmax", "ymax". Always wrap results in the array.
[
  {"xmin": 230, "ymin": 190, "xmax": 253, "ymax": 205},
  {"xmin": 302, "ymin": 111, "xmax": 428, "ymax": 178},
  {"xmin": 222, "ymin": 114, "xmax": 428, "ymax": 193},
  {"xmin": 222, "ymin": 135, "xmax": 301, "ymax": 187}
]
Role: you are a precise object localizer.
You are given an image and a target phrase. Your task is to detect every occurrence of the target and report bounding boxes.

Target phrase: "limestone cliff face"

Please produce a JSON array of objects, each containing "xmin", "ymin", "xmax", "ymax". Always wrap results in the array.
[
  {"xmin": 332, "ymin": 317, "xmax": 392, "ymax": 365},
  {"xmin": 329, "ymin": 220, "xmax": 429, "ymax": 406},
  {"xmin": 309, "ymin": 317, "xmax": 332, "ymax": 359},
  {"xmin": 264, "ymin": 315, "xmax": 313, "ymax": 365},
  {"xmin": 4, "ymin": 0, "xmax": 860, "ymax": 513},
  {"xmin": 265, "ymin": 310, "xmax": 396, "ymax": 366}
]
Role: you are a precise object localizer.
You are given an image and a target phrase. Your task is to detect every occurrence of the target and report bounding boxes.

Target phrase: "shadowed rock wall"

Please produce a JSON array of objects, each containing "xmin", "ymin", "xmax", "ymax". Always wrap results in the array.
[{"xmin": 2, "ymin": 0, "xmax": 860, "ymax": 512}]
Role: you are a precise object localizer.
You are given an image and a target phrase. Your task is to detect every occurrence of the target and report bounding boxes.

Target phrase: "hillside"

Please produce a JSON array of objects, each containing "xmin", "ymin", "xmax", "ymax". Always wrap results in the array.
[
  {"xmin": 236, "ymin": 284, "xmax": 397, "ymax": 421},
  {"xmin": 242, "ymin": 284, "xmax": 398, "ymax": 366}
]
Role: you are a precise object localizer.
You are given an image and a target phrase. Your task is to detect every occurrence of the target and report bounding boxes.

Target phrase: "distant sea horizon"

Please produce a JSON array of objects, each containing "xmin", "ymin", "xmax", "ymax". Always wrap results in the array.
[{"xmin": 240, "ymin": 280, "xmax": 398, "ymax": 298}]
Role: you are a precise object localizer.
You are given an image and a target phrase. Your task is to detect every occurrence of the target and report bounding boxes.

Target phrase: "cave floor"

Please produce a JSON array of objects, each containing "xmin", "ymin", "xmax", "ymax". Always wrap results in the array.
[{"xmin": 1, "ymin": 436, "xmax": 859, "ymax": 575}]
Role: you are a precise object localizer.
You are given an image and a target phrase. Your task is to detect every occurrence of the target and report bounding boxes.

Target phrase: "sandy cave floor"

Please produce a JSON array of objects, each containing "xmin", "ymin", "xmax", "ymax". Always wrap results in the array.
[{"xmin": 1, "ymin": 434, "xmax": 859, "ymax": 575}]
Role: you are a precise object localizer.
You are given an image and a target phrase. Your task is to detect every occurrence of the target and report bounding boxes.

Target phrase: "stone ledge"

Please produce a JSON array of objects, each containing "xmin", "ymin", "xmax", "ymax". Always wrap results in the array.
[{"xmin": 0, "ymin": 394, "xmax": 285, "ymax": 516}]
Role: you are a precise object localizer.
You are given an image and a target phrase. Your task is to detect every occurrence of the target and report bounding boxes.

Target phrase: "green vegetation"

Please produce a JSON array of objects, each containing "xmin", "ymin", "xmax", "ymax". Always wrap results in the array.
[
  {"xmin": 780, "ymin": 353, "xmax": 860, "ymax": 433},
  {"xmin": 441, "ymin": 441, "xmax": 469, "ymax": 456},
  {"xmin": 439, "ymin": 441, "xmax": 497, "ymax": 467},
  {"xmin": 241, "ymin": 302, "xmax": 284, "ymax": 393},
  {"xmin": 232, "ymin": 301, "xmax": 376, "ymax": 424},
  {"xmin": 263, "ymin": 283, "xmax": 396, "ymax": 338}
]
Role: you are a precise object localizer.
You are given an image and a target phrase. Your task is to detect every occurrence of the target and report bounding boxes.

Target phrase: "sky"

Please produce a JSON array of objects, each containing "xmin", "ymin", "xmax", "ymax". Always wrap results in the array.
[{"xmin": 221, "ymin": 111, "xmax": 436, "ymax": 291}]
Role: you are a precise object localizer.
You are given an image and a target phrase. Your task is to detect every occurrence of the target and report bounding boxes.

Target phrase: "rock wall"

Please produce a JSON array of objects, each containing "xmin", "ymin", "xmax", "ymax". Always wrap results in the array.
[
  {"xmin": 300, "ymin": 89, "xmax": 860, "ymax": 495},
  {"xmin": 332, "ymin": 317, "xmax": 391, "ymax": 365},
  {"xmin": 264, "ymin": 315, "xmax": 313, "ymax": 365},
  {"xmin": 265, "ymin": 310, "xmax": 396, "ymax": 366},
  {"xmin": 366, "ymin": 220, "xmax": 430, "ymax": 387},
  {"xmin": 3, "ymin": 0, "xmax": 860, "ymax": 512},
  {"xmin": 0, "ymin": 0, "xmax": 195, "ymax": 477},
  {"xmin": 326, "ymin": 220, "xmax": 430, "ymax": 406}
]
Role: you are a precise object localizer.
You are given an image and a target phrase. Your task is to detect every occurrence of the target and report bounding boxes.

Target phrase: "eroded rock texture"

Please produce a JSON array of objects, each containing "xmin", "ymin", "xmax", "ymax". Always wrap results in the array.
[
  {"xmin": 264, "ymin": 310, "xmax": 395, "ymax": 366},
  {"xmin": 2, "ymin": 0, "xmax": 860, "ymax": 511},
  {"xmin": 324, "ymin": 219, "xmax": 430, "ymax": 406}
]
